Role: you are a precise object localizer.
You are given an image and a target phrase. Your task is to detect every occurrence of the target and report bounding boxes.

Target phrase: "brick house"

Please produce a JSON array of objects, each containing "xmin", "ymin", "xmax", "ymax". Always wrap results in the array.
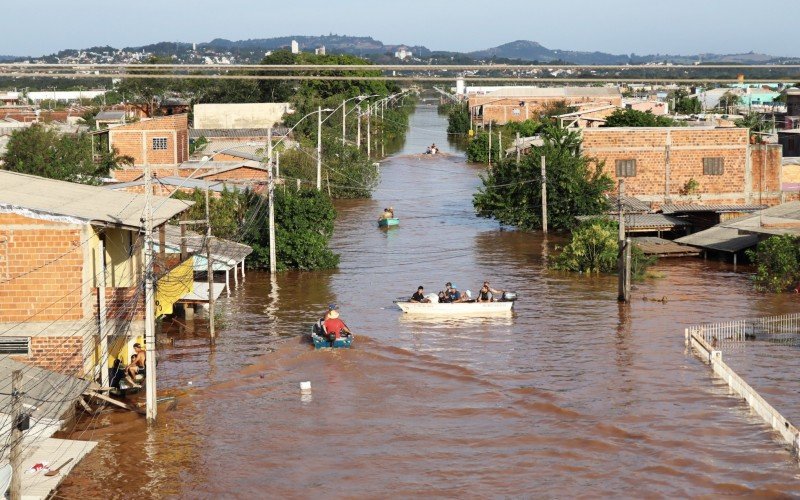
[
  {"xmin": 97, "ymin": 114, "xmax": 190, "ymax": 181},
  {"xmin": 469, "ymin": 86, "xmax": 622, "ymax": 126},
  {"xmin": 581, "ymin": 127, "xmax": 784, "ymax": 207},
  {"xmin": 0, "ymin": 171, "xmax": 191, "ymax": 377}
]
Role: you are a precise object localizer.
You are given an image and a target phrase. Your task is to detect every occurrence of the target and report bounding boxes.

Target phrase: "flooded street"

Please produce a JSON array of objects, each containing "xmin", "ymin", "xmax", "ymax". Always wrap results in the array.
[{"xmin": 58, "ymin": 105, "xmax": 800, "ymax": 497}]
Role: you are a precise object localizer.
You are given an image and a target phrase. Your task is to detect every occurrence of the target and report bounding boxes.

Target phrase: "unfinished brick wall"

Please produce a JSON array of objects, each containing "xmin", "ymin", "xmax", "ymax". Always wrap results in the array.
[
  {"xmin": 201, "ymin": 166, "xmax": 269, "ymax": 182},
  {"xmin": 0, "ymin": 213, "xmax": 85, "ymax": 323},
  {"xmin": 91, "ymin": 286, "xmax": 145, "ymax": 322},
  {"xmin": 12, "ymin": 336, "xmax": 84, "ymax": 375},
  {"xmin": 471, "ymin": 95, "xmax": 622, "ymax": 125},
  {"xmin": 108, "ymin": 114, "xmax": 189, "ymax": 167},
  {"xmin": 581, "ymin": 127, "xmax": 777, "ymax": 204},
  {"xmin": 750, "ymin": 144, "xmax": 783, "ymax": 195}
]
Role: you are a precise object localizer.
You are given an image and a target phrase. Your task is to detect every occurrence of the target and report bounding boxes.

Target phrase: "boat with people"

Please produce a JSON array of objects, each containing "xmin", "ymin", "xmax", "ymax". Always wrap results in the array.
[
  {"xmin": 310, "ymin": 323, "xmax": 354, "ymax": 348},
  {"xmin": 378, "ymin": 217, "xmax": 399, "ymax": 227},
  {"xmin": 396, "ymin": 299, "xmax": 514, "ymax": 315},
  {"xmin": 397, "ymin": 282, "xmax": 517, "ymax": 316}
]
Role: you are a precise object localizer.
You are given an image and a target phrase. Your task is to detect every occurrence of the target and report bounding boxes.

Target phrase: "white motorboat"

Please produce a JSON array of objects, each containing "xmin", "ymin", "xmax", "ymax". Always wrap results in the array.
[{"xmin": 396, "ymin": 300, "xmax": 514, "ymax": 315}]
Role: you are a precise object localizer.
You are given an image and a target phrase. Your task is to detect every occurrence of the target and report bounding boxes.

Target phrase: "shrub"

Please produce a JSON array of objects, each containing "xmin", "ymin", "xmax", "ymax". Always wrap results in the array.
[{"xmin": 745, "ymin": 235, "xmax": 800, "ymax": 292}]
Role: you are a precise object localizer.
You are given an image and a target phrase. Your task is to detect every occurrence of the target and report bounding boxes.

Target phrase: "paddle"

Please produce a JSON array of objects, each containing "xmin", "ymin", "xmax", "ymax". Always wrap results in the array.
[{"xmin": 44, "ymin": 458, "xmax": 72, "ymax": 477}]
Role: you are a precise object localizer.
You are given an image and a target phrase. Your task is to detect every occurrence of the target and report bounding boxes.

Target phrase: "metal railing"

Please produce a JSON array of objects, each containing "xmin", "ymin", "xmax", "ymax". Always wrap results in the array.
[{"xmin": 688, "ymin": 313, "xmax": 800, "ymax": 350}]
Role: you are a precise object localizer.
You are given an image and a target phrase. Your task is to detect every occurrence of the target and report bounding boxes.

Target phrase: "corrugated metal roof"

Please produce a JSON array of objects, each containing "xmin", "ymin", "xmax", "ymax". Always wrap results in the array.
[
  {"xmin": 607, "ymin": 195, "xmax": 651, "ymax": 213},
  {"xmin": 723, "ymin": 201, "xmax": 800, "ymax": 237},
  {"xmin": 190, "ymin": 127, "xmax": 289, "ymax": 139},
  {"xmin": 0, "ymin": 170, "xmax": 191, "ymax": 230},
  {"xmin": 661, "ymin": 203, "xmax": 766, "ymax": 214},
  {"xmin": 95, "ymin": 111, "xmax": 126, "ymax": 120},
  {"xmin": 107, "ymin": 176, "xmax": 240, "ymax": 193},
  {"xmin": 0, "ymin": 357, "xmax": 90, "ymax": 422},
  {"xmin": 675, "ymin": 226, "xmax": 759, "ymax": 253},
  {"xmin": 163, "ymin": 225, "xmax": 252, "ymax": 264},
  {"xmin": 577, "ymin": 213, "xmax": 690, "ymax": 229}
]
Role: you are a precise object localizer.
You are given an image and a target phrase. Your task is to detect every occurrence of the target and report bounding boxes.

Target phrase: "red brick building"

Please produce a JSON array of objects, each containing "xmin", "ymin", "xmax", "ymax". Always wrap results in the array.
[
  {"xmin": 581, "ymin": 127, "xmax": 784, "ymax": 206},
  {"xmin": 100, "ymin": 114, "xmax": 189, "ymax": 181},
  {"xmin": 0, "ymin": 171, "xmax": 190, "ymax": 376},
  {"xmin": 469, "ymin": 86, "xmax": 622, "ymax": 126}
]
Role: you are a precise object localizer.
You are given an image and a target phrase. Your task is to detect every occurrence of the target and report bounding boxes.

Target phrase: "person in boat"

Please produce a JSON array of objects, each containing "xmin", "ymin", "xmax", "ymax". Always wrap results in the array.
[
  {"xmin": 477, "ymin": 281, "xmax": 504, "ymax": 302},
  {"xmin": 323, "ymin": 309, "xmax": 351, "ymax": 341},
  {"xmin": 380, "ymin": 207, "xmax": 394, "ymax": 220},
  {"xmin": 318, "ymin": 303, "xmax": 337, "ymax": 330},
  {"xmin": 447, "ymin": 283, "xmax": 465, "ymax": 303},
  {"xmin": 410, "ymin": 286, "xmax": 431, "ymax": 303}
]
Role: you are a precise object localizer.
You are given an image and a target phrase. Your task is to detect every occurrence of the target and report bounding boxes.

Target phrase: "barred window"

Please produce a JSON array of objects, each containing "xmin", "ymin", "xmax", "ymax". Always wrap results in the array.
[
  {"xmin": 152, "ymin": 137, "xmax": 168, "ymax": 150},
  {"xmin": 703, "ymin": 157, "xmax": 724, "ymax": 175},
  {"xmin": 0, "ymin": 337, "xmax": 30, "ymax": 355},
  {"xmin": 615, "ymin": 159, "xmax": 637, "ymax": 177}
]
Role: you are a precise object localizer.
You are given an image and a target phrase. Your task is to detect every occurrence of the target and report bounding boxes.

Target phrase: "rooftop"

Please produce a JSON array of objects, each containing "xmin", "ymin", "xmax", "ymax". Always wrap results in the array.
[
  {"xmin": 0, "ymin": 171, "xmax": 191, "ymax": 230},
  {"xmin": 189, "ymin": 127, "xmax": 290, "ymax": 139}
]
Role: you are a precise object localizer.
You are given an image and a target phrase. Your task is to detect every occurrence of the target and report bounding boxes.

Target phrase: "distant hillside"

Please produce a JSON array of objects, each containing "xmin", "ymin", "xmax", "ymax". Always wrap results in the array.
[
  {"xmin": 202, "ymin": 35, "xmax": 431, "ymax": 58},
  {"xmin": 0, "ymin": 55, "xmax": 19, "ymax": 62},
  {"xmin": 469, "ymin": 40, "xmax": 784, "ymax": 65}
]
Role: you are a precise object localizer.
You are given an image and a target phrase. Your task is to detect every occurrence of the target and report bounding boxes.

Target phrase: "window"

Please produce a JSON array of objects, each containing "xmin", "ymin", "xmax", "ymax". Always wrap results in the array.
[
  {"xmin": 703, "ymin": 157, "xmax": 724, "ymax": 176},
  {"xmin": 615, "ymin": 159, "xmax": 637, "ymax": 177},
  {"xmin": 0, "ymin": 337, "xmax": 30, "ymax": 355},
  {"xmin": 512, "ymin": 109, "xmax": 521, "ymax": 116},
  {"xmin": 152, "ymin": 137, "xmax": 168, "ymax": 150}
]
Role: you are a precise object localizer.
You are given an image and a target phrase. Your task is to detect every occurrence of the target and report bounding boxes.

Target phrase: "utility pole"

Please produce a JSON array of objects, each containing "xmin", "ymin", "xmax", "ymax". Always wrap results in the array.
[
  {"xmin": 205, "ymin": 184, "xmax": 215, "ymax": 344},
  {"xmin": 617, "ymin": 180, "xmax": 631, "ymax": 303},
  {"xmin": 356, "ymin": 105, "xmax": 361, "ymax": 149},
  {"xmin": 268, "ymin": 153, "xmax": 277, "ymax": 275},
  {"xmin": 144, "ymin": 158, "xmax": 157, "ymax": 423},
  {"xmin": 317, "ymin": 106, "xmax": 322, "ymax": 191},
  {"xmin": 98, "ymin": 239, "xmax": 109, "ymax": 388},
  {"xmin": 488, "ymin": 122, "xmax": 493, "ymax": 167},
  {"xmin": 541, "ymin": 156, "xmax": 548, "ymax": 234},
  {"xmin": 366, "ymin": 103, "xmax": 371, "ymax": 158},
  {"xmin": 342, "ymin": 99, "xmax": 346, "ymax": 146},
  {"xmin": 381, "ymin": 100, "xmax": 385, "ymax": 158},
  {"xmin": 10, "ymin": 370, "xmax": 22, "ymax": 500},
  {"xmin": 516, "ymin": 132, "xmax": 521, "ymax": 163}
]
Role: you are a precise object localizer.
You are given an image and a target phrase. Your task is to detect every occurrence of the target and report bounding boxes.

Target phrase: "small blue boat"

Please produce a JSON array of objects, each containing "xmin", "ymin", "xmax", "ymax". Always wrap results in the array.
[
  {"xmin": 311, "ymin": 323, "xmax": 354, "ymax": 349},
  {"xmin": 378, "ymin": 218, "xmax": 400, "ymax": 228}
]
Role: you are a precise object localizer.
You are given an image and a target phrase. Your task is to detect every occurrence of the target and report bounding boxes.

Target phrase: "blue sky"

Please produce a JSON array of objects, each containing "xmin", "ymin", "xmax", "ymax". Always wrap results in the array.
[{"xmin": 5, "ymin": 0, "xmax": 797, "ymax": 57}]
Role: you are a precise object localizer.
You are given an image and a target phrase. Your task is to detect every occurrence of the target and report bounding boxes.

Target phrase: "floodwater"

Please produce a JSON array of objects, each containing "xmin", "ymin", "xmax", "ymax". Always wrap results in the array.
[{"xmin": 57, "ymin": 104, "xmax": 800, "ymax": 498}]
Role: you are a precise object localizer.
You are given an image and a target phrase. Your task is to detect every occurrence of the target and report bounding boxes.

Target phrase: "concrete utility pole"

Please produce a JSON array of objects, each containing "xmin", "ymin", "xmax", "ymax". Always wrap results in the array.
[
  {"xmin": 317, "ymin": 106, "xmax": 322, "ymax": 191},
  {"xmin": 98, "ymin": 239, "xmax": 109, "ymax": 388},
  {"xmin": 205, "ymin": 184, "xmax": 215, "ymax": 344},
  {"xmin": 342, "ymin": 99, "xmax": 346, "ymax": 146},
  {"xmin": 516, "ymin": 132, "xmax": 521, "ymax": 163},
  {"xmin": 488, "ymin": 122, "xmax": 493, "ymax": 167},
  {"xmin": 617, "ymin": 180, "xmax": 631, "ymax": 303},
  {"xmin": 10, "ymin": 370, "xmax": 22, "ymax": 500},
  {"xmin": 268, "ymin": 154, "xmax": 277, "ymax": 275},
  {"xmin": 356, "ymin": 105, "xmax": 362, "ymax": 149},
  {"xmin": 541, "ymin": 156, "xmax": 548, "ymax": 234},
  {"xmin": 144, "ymin": 159, "xmax": 157, "ymax": 423},
  {"xmin": 366, "ymin": 103, "xmax": 371, "ymax": 158},
  {"xmin": 381, "ymin": 100, "xmax": 385, "ymax": 157}
]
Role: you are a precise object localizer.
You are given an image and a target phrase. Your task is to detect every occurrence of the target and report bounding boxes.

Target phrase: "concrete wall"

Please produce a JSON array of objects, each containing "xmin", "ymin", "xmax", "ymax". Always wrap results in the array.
[
  {"xmin": 193, "ymin": 103, "xmax": 292, "ymax": 129},
  {"xmin": 581, "ymin": 127, "xmax": 783, "ymax": 205}
]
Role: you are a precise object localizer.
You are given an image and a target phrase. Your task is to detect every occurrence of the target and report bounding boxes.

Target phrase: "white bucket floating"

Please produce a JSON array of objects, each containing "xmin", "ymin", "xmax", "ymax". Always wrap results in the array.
[{"xmin": 300, "ymin": 381, "xmax": 312, "ymax": 393}]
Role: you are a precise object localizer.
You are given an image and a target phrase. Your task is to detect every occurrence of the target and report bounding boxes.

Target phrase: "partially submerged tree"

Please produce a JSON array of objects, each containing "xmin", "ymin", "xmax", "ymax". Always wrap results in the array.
[
  {"xmin": 746, "ymin": 235, "xmax": 800, "ymax": 292},
  {"xmin": 473, "ymin": 125, "xmax": 613, "ymax": 230}
]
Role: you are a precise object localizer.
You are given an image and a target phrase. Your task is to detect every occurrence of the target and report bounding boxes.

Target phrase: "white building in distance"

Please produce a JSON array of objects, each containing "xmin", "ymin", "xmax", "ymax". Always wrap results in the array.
[
  {"xmin": 394, "ymin": 47, "xmax": 412, "ymax": 60},
  {"xmin": 291, "ymin": 40, "xmax": 300, "ymax": 54},
  {"xmin": 315, "ymin": 46, "xmax": 326, "ymax": 56}
]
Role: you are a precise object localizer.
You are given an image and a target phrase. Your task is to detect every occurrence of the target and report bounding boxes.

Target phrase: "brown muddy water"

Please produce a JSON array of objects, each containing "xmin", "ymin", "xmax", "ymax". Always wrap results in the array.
[{"xmin": 57, "ymin": 105, "xmax": 800, "ymax": 498}]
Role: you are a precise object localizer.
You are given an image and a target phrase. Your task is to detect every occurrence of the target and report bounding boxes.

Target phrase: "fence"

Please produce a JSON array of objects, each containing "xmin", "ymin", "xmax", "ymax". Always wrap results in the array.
[{"xmin": 686, "ymin": 312, "xmax": 800, "ymax": 460}]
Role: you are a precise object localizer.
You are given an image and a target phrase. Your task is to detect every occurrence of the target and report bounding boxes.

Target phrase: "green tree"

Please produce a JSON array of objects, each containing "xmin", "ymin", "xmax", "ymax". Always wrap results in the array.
[
  {"xmin": 735, "ymin": 111, "xmax": 773, "ymax": 134},
  {"xmin": 446, "ymin": 102, "xmax": 471, "ymax": 135},
  {"xmin": 172, "ymin": 188, "xmax": 247, "ymax": 240},
  {"xmin": 552, "ymin": 218, "xmax": 656, "ymax": 278},
  {"xmin": 466, "ymin": 131, "xmax": 502, "ymax": 163},
  {"xmin": 2, "ymin": 124, "xmax": 131, "ymax": 183},
  {"xmin": 671, "ymin": 89, "xmax": 702, "ymax": 114},
  {"xmin": 473, "ymin": 125, "xmax": 613, "ymax": 230},
  {"xmin": 745, "ymin": 235, "xmax": 800, "ymax": 292},
  {"xmin": 604, "ymin": 108, "xmax": 678, "ymax": 127},
  {"xmin": 719, "ymin": 91, "xmax": 741, "ymax": 112},
  {"xmin": 116, "ymin": 56, "xmax": 184, "ymax": 116},
  {"xmin": 244, "ymin": 189, "xmax": 340, "ymax": 271}
]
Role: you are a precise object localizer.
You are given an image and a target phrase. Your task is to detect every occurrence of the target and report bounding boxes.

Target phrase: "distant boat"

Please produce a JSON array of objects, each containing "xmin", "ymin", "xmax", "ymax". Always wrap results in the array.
[
  {"xmin": 396, "ymin": 300, "xmax": 514, "ymax": 316},
  {"xmin": 378, "ymin": 218, "xmax": 400, "ymax": 228},
  {"xmin": 310, "ymin": 323, "xmax": 354, "ymax": 349}
]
